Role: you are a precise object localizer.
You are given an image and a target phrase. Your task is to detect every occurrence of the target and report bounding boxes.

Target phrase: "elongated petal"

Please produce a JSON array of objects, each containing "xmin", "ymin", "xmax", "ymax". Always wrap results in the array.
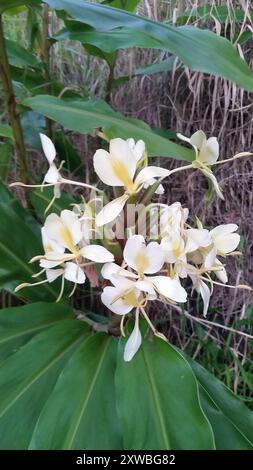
[
  {"xmin": 210, "ymin": 223, "xmax": 238, "ymax": 238},
  {"xmin": 81, "ymin": 244, "xmax": 114, "ymax": 263},
  {"xmin": 198, "ymin": 280, "xmax": 211, "ymax": 317},
  {"xmin": 44, "ymin": 164, "xmax": 60, "ymax": 184},
  {"xmin": 150, "ymin": 276, "xmax": 187, "ymax": 303},
  {"xmin": 101, "ymin": 286, "xmax": 134, "ymax": 315},
  {"xmin": 200, "ymin": 168, "xmax": 224, "ymax": 200},
  {"xmin": 93, "ymin": 149, "xmax": 124, "ymax": 186},
  {"xmin": 101, "ymin": 262, "xmax": 135, "ymax": 280},
  {"xmin": 41, "ymin": 227, "xmax": 64, "ymax": 254},
  {"xmin": 40, "ymin": 259, "xmax": 64, "ymax": 269},
  {"xmin": 110, "ymin": 138, "xmax": 137, "ymax": 181},
  {"xmin": 190, "ymin": 130, "xmax": 206, "ymax": 149},
  {"xmin": 46, "ymin": 268, "xmax": 63, "ymax": 283},
  {"xmin": 204, "ymin": 246, "xmax": 217, "ymax": 269},
  {"xmin": 214, "ymin": 259, "xmax": 228, "ymax": 283},
  {"xmin": 199, "ymin": 137, "xmax": 219, "ymax": 165},
  {"xmin": 64, "ymin": 262, "xmax": 86, "ymax": 284},
  {"xmin": 127, "ymin": 139, "xmax": 145, "ymax": 162},
  {"xmin": 124, "ymin": 313, "xmax": 142, "ymax": 362},
  {"xmin": 134, "ymin": 166, "xmax": 170, "ymax": 188},
  {"xmin": 95, "ymin": 194, "xmax": 129, "ymax": 227},
  {"xmin": 40, "ymin": 133, "xmax": 56, "ymax": 164},
  {"xmin": 60, "ymin": 209, "xmax": 83, "ymax": 246}
]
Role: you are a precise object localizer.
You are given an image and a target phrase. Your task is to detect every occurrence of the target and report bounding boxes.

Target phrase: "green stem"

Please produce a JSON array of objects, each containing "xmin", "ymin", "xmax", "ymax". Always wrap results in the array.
[
  {"xmin": 105, "ymin": 53, "xmax": 117, "ymax": 103},
  {"xmin": 42, "ymin": 4, "xmax": 52, "ymax": 138},
  {"xmin": 0, "ymin": 14, "xmax": 29, "ymax": 183}
]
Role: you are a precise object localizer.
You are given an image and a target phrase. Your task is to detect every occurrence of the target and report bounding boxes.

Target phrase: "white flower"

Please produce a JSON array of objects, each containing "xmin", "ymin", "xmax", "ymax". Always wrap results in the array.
[
  {"xmin": 209, "ymin": 224, "xmax": 240, "ymax": 255},
  {"xmin": 46, "ymin": 262, "xmax": 86, "ymax": 285},
  {"xmin": 93, "ymin": 138, "xmax": 170, "ymax": 226},
  {"xmin": 177, "ymin": 130, "xmax": 223, "ymax": 199},
  {"xmin": 123, "ymin": 235, "xmax": 187, "ymax": 303},
  {"xmin": 123, "ymin": 234, "xmax": 165, "ymax": 276}
]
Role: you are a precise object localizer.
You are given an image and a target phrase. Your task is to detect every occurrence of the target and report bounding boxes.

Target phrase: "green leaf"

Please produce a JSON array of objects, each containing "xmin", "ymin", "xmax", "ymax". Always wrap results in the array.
[
  {"xmin": 186, "ymin": 355, "xmax": 253, "ymax": 449},
  {"xmin": 116, "ymin": 335, "xmax": 215, "ymax": 450},
  {"xmin": 0, "ymin": 182, "xmax": 57, "ymax": 301},
  {"xmin": 21, "ymin": 111, "xmax": 46, "ymax": 150},
  {"xmin": 0, "ymin": 125, "xmax": 13, "ymax": 140},
  {"xmin": 136, "ymin": 56, "xmax": 176, "ymax": 75},
  {"xmin": 0, "ymin": 320, "xmax": 88, "ymax": 449},
  {"xmin": 0, "ymin": 141, "xmax": 12, "ymax": 181},
  {"xmin": 54, "ymin": 132, "xmax": 81, "ymax": 172},
  {"xmin": 0, "ymin": 0, "xmax": 39, "ymax": 13},
  {"xmin": 29, "ymin": 333, "xmax": 122, "ymax": 449},
  {"xmin": 24, "ymin": 95, "xmax": 194, "ymax": 161},
  {"xmin": 0, "ymin": 301, "xmax": 73, "ymax": 363},
  {"xmin": 53, "ymin": 23, "xmax": 164, "ymax": 53},
  {"xmin": 6, "ymin": 39, "xmax": 41, "ymax": 70},
  {"xmin": 101, "ymin": 0, "xmax": 141, "ymax": 12},
  {"xmin": 45, "ymin": 0, "xmax": 253, "ymax": 92}
]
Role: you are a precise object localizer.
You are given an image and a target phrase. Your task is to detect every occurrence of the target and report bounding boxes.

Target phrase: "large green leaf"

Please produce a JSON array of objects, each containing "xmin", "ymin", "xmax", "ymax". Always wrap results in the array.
[
  {"xmin": 24, "ymin": 95, "xmax": 193, "ymax": 161},
  {"xmin": 0, "ymin": 125, "xmax": 13, "ymax": 140},
  {"xmin": 186, "ymin": 355, "xmax": 253, "ymax": 449},
  {"xmin": 0, "ymin": 182, "xmax": 57, "ymax": 301},
  {"xmin": 6, "ymin": 39, "xmax": 41, "ymax": 70},
  {"xmin": 0, "ymin": 302, "xmax": 73, "ymax": 363},
  {"xmin": 45, "ymin": 0, "xmax": 253, "ymax": 92},
  {"xmin": 0, "ymin": 320, "xmax": 88, "ymax": 449},
  {"xmin": 116, "ymin": 335, "xmax": 215, "ymax": 450},
  {"xmin": 0, "ymin": 0, "xmax": 39, "ymax": 12},
  {"xmin": 29, "ymin": 334, "xmax": 122, "ymax": 449}
]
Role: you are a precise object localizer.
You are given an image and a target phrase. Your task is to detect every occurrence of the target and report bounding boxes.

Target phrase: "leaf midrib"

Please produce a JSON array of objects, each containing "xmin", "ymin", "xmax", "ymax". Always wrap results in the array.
[
  {"xmin": 63, "ymin": 336, "xmax": 111, "ymax": 449},
  {"xmin": 142, "ymin": 346, "xmax": 171, "ymax": 450}
]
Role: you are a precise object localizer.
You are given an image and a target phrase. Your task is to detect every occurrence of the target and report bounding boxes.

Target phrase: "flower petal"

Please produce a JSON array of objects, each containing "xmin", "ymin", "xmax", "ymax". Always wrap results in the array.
[
  {"xmin": 198, "ymin": 280, "xmax": 211, "ymax": 317},
  {"xmin": 93, "ymin": 149, "xmax": 124, "ymax": 186},
  {"xmin": 60, "ymin": 210, "xmax": 83, "ymax": 247},
  {"xmin": 150, "ymin": 276, "xmax": 187, "ymax": 303},
  {"xmin": 210, "ymin": 224, "xmax": 240, "ymax": 253},
  {"xmin": 81, "ymin": 244, "xmax": 114, "ymax": 263},
  {"xmin": 110, "ymin": 138, "xmax": 137, "ymax": 181},
  {"xmin": 40, "ymin": 133, "xmax": 56, "ymax": 164},
  {"xmin": 214, "ymin": 259, "xmax": 228, "ymax": 283},
  {"xmin": 101, "ymin": 286, "xmax": 134, "ymax": 315},
  {"xmin": 44, "ymin": 164, "xmax": 60, "ymax": 184},
  {"xmin": 200, "ymin": 168, "xmax": 224, "ymax": 200},
  {"xmin": 199, "ymin": 137, "xmax": 219, "ymax": 165},
  {"xmin": 190, "ymin": 130, "xmax": 206, "ymax": 149},
  {"xmin": 124, "ymin": 313, "xmax": 142, "ymax": 362},
  {"xmin": 64, "ymin": 262, "xmax": 86, "ymax": 284},
  {"xmin": 41, "ymin": 227, "xmax": 64, "ymax": 254},
  {"xmin": 186, "ymin": 228, "xmax": 211, "ymax": 252},
  {"xmin": 95, "ymin": 194, "xmax": 129, "ymax": 227},
  {"xmin": 46, "ymin": 268, "xmax": 63, "ymax": 283},
  {"xmin": 134, "ymin": 166, "xmax": 170, "ymax": 188}
]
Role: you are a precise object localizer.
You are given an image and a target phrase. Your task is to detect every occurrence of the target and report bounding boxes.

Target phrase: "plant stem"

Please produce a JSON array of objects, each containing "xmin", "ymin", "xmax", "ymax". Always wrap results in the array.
[
  {"xmin": 0, "ymin": 14, "xmax": 29, "ymax": 183},
  {"xmin": 42, "ymin": 4, "xmax": 52, "ymax": 138}
]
